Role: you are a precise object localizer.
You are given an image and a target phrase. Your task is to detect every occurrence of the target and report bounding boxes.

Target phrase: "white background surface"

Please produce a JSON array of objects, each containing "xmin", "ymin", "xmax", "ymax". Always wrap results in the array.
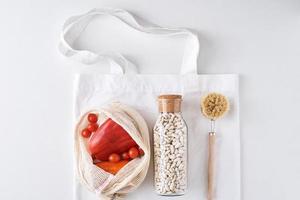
[{"xmin": 0, "ymin": 0, "xmax": 299, "ymax": 200}]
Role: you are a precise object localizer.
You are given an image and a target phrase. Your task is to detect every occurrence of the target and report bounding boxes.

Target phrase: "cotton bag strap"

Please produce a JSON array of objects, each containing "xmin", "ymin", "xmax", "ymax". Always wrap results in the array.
[{"xmin": 59, "ymin": 8, "xmax": 200, "ymax": 75}]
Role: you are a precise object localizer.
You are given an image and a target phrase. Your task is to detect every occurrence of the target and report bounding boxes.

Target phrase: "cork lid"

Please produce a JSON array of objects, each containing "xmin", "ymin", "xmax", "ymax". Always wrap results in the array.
[{"xmin": 158, "ymin": 94, "xmax": 182, "ymax": 113}]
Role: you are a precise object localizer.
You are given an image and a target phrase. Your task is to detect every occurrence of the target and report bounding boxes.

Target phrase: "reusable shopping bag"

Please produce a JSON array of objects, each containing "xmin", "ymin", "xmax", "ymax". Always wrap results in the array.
[
  {"xmin": 59, "ymin": 8, "xmax": 240, "ymax": 200},
  {"xmin": 74, "ymin": 103, "xmax": 150, "ymax": 200}
]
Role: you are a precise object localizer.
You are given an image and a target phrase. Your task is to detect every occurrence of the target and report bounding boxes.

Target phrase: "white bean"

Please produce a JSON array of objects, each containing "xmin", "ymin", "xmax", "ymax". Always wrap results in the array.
[{"xmin": 154, "ymin": 113, "xmax": 187, "ymax": 195}]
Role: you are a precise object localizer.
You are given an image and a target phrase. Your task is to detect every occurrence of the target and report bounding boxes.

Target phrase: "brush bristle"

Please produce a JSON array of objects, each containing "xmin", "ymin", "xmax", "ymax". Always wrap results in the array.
[{"xmin": 201, "ymin": 93, "xmax": 229, "ymax": 120}]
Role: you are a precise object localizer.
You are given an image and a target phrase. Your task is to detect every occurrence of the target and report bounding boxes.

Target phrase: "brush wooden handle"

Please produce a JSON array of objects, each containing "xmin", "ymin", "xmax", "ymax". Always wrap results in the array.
[{"xmin": 208, "ymin": 132, "xmax": 216, "ymax": 200}]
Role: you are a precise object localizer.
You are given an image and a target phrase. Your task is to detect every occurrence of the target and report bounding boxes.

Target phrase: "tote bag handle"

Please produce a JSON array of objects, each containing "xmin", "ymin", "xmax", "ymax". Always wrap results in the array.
[{"xmin": 59, "ymin": 8, "xmax": 200, "ymax": 75}]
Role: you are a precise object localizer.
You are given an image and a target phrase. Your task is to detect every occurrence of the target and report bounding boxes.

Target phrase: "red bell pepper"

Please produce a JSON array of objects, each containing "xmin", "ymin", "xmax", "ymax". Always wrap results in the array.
[{"xmin": 88, "ymin": 118, "xmax": 138, "ymax": 161}]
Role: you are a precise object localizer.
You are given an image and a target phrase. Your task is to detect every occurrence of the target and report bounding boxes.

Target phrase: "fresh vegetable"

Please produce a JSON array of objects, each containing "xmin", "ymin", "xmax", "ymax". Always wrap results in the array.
[
  {"xmin": 108, "ymin": 153, "xmax": 121, "ymax": 163},
  {"xmin": 87, "ymin": 123, "xmax": 99, "ymax": 132},
  {"xmin": 88, "ymin": 113, "xmax": 98, "ymax": 123},
  {"xmin": 121, "ymin": 152, "xmax": 130, "ymax": 160},
  {"xmin": 89, "ymin": 118, "xmax": 138, "ymax": 161},
  {"xmin": 96, "ymin": 160, "xmax": 129, "ymax": 175},
  {"xmin": 138, "ymin": 147, "xmax": 145, "ymax": 156},
  {"xmin": 128, "ymin": 147, "xmax": 139, "ymax": 159},
  {"xmin": 80, "ymin": 113, "xmax": 99, "ymax": 139},
  {"xmin": 81, "ymin": 128, "xmax": 91, "ymax": 138}
]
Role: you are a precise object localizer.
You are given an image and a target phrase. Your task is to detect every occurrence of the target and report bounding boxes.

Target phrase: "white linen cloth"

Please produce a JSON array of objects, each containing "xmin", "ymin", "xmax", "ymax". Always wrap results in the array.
[{"xmin": 59, "ymin": 8, "xmax": 240, "ymax": 200}]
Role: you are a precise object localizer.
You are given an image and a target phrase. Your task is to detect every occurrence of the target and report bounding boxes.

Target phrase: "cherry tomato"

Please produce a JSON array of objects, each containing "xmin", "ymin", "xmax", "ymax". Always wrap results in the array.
[
  {"xmin": 87, "ymin": 113, "xmax": 98, "ymax": 123},
  {"xmin": 128, "ymin": 147, "xmax": 139, "ymax": 159},
  {"xmin": 138, "ymin": 147, "xmax": 144, "ymax": 156},
  {"xmin": 108, "ymin": 153, "xmax": 121, "ymax": 163},
  {"xmin": 121, "ymin": 152, "xmax": 130, "ymax": 160},
  {"xmin": 81, "ymin": 128, "xmax": 91, "ymax": 138},
  {"xmin": 87, "ymin": 123, "xmax": 99, "ymax": 132}
]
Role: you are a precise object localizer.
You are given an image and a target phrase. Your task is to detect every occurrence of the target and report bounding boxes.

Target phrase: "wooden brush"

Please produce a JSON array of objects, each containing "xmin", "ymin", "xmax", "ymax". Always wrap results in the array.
[{"xmin": 201, "ymin": 93, "xmax": 229, "ymax": 200}]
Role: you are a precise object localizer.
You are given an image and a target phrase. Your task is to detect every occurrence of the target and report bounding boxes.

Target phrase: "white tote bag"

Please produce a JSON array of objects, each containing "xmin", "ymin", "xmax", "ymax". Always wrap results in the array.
[{"xmin": 59, "ymin": 8, "xmax": 240, "ymax": 200}]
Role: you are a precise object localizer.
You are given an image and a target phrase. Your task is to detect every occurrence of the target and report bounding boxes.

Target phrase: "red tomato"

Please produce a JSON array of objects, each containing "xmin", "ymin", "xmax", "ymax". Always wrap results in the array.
[
  {"xmin": 128, "ymin": 147, "xmax": 139, "ymax": 159},
  {"xmin": 81, "ymin": 128, "xmax": 91, "ymax": 138},
  {"xmin": 87, "ymin": 113, "xmax": 98, "ymax": 123},
  {"xmin": 138, "ymin": 147, "xmax": 144, "ymax": 156},
  {"xmin": 108, "ymin": 153, "xmax": 121, "ymax": 163},
  {"xmin": 87, "ymin": 123, "xmax": 99, "ymax": 132},
  {"xmin": 121, "ymin": 152, "xmax": 130, "ymax": 160}
]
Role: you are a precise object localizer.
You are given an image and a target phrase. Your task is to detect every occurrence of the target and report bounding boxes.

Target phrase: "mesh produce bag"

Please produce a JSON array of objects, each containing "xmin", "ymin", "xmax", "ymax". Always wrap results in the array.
[{"xmin": 74, "ymin": 102, "xmax": 150, "ymax": 199}]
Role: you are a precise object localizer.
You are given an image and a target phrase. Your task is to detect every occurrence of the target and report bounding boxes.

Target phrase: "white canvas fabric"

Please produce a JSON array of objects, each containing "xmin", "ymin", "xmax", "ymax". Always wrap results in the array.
[{"xmin": 59, "ymin": 8, "xmax": 240, "ymax": 200}]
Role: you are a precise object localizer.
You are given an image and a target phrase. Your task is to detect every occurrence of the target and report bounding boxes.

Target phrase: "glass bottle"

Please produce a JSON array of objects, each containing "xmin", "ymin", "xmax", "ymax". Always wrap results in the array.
[{"xmin": 153, "ymin": 95, "xmax": 188, "ymax": 196}]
